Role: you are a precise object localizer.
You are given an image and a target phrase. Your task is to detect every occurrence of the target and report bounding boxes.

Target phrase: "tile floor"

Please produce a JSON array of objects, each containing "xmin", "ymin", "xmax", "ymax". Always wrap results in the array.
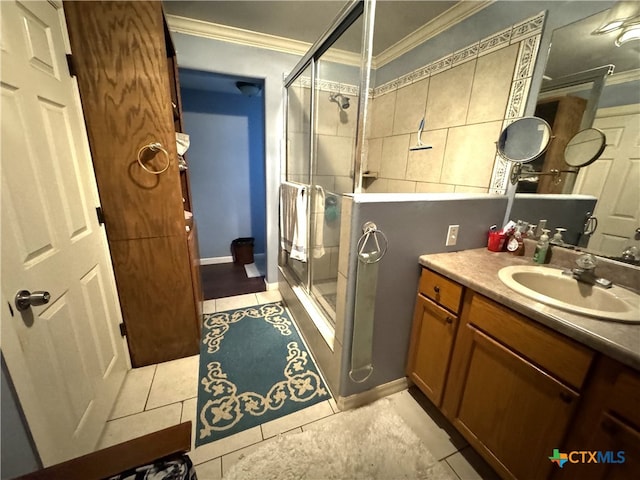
[{"xmin": 101, "ymin": 291, "xmax": 498, "ymax": 480}]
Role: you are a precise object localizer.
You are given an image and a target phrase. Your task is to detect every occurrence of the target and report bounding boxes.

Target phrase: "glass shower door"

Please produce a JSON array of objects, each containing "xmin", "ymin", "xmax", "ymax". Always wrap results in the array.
[
  {"xmin": 283, "ymin": 65, "xmax": 312, "ymax": 286},
  {"xmin": 309, "ymin": 32, "xmax": 361, "ymax": 322}
]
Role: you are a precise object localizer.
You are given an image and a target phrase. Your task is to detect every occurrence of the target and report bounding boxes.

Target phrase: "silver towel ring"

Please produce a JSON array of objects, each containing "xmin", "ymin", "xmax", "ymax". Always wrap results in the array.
[
  {"xmin": 356, "ymin": 221, "xmax": 388, "ymax": 264},
  {"xmin": 137, "ymin": 142, "xmax": 170, "ymax": 175}
]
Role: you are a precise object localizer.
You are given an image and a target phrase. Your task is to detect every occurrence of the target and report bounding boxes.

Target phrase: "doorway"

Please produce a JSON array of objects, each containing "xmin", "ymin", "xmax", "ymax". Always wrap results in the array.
[{"xmin": 179, "ymin": 69, "xmax": 267, "ymax": 299}]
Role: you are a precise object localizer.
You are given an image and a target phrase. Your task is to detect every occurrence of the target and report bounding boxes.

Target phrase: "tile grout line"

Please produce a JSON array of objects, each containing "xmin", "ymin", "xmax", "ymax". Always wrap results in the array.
[
  {"xmin": 444, "ymin": 458, "xmax": 464, "ymax": 480},
  {"xmin": 143, "ymin": 364, "xmax": 158, "ymax": 412}
]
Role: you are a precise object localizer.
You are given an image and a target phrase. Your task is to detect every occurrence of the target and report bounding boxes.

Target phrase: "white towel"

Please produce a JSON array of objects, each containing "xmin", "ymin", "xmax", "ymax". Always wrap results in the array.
[
  {"xmin": 311, "ymin": 186, "xmax": 325, "ymax": 259},
  {"xmin": 280, "ymin": 182, "xmax": 307, "ymax": 262}
]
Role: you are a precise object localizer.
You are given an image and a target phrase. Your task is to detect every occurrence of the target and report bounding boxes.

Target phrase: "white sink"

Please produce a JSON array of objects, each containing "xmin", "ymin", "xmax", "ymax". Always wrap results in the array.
[{"xmin": 498, "ymin": 265, "xmax": 640, "ymax": 323}]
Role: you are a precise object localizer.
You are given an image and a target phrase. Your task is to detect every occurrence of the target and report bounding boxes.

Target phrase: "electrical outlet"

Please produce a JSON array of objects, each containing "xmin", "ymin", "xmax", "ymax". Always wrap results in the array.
[{"xmin": 446, "ymin": 225, "xmax": 459, "ymax": 246}]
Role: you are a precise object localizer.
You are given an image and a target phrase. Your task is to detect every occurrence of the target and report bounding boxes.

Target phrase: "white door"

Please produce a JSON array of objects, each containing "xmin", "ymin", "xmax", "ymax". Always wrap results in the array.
[
  {"xmin": 1, "ymin": 0, "xmax": 127, "ymax": 466},
  {"xmin": 573, "ymin": 105, "xmax": 640, "ymax": 257}
]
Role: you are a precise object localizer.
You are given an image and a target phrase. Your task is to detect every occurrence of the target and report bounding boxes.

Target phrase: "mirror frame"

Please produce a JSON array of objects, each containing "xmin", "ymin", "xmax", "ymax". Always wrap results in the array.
[{"xmin": 496, "ymin": 116, "xmax": 553, "ymax": 164}]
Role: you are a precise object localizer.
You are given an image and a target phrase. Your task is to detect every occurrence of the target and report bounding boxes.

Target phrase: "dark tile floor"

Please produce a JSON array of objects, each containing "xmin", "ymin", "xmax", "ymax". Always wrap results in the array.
[{"xmin": 200, "ymin": 262, "xmax": 266, "ymax": 300}]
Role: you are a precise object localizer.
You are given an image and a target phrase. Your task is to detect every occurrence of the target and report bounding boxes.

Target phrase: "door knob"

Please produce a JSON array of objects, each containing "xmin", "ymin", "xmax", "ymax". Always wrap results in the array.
[{"xmin": 15, "ymin": 290, "xmax": 50, "ymax": 311}]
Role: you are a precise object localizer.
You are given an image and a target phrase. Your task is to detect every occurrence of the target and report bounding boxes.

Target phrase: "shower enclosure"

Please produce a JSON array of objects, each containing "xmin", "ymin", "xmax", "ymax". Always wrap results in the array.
[{"xmin": 281, "ymin": 0, "xmax": 372, "ymax": 333}]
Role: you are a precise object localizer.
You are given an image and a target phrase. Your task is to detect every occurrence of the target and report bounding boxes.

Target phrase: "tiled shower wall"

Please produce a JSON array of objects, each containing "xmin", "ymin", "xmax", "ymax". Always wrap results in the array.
[
  {"xmin": 365, "ymin": 45, "xmax": 517, "ymax": 193},
  {"xmin": 364, "ymin": 13, "xmax": 544, "ymax": 194},
  {"xmin": 286, "ymin": 82, "xmax": 358, "ymax": 281}
]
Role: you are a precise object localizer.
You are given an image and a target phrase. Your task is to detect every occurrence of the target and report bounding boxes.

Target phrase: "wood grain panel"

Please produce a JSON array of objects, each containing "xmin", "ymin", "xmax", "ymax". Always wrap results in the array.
[
  {"xmin": 418, "ymin": 268, "xmax": 464, "ymax": 314},
  {"xmin": 64, "ymin": 1, "xmax": 184, "ymax": 241},
  {"xmin": 467, "ymin": 290, "xmax": 593, "ymax": 389},
  {"xmin": 453, "ymin": 327, "xmax": 578, "ymax": 480},
  {"xmin": 109, "ymin": 235, "xmax": 199, "ymax": 366},
  {"xmin": 553, "ymin": 357, "xmax": 640, "ymax": 480},
  {"xmin": 187, "ymin": 223, "xmax": 203, "ymax": 336},
  {"xmin": 536, "ymin": 96, "xmax": 586, "ymax": 194},
  {"xmin": 407, "ymin": 294, "xmax": 458, "ymax": 407},
  {"xmin": 17, "ymin": 422, "xmax": 192, "ymax": 480}
]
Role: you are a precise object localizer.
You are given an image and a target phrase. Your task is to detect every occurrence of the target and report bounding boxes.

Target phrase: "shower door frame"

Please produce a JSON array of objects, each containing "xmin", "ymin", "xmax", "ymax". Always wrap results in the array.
[{"xmin": 282, "ymin": 0, "xmax": 374, "ymax": 328}]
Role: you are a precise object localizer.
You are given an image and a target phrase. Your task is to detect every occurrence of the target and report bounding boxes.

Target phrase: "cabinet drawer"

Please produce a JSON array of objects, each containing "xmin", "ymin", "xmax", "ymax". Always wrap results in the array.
[
  {"xmin": 466, "ymin": 291, "xmax": 594, "ymax": 390},
  {"xmin": 419, "ymin": 268, "xmax": 463, "ymax": 314}
]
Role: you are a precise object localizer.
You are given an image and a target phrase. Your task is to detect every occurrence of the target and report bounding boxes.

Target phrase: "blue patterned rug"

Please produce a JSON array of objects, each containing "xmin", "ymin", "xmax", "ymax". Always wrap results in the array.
[{"xmin": 196, "ymin": 302, "xmax": 330, "ymax": 447}]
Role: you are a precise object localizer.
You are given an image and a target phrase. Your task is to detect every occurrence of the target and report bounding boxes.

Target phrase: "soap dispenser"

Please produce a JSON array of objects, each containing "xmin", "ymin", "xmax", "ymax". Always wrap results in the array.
[
  {"xmin": 551, "ymin": 228, "xmax": 567, "ymax": 245},
  {"xmin": 533, "ymin": 229, "xmax": 550, "ymax": 264},
  {"xmin": 507, "ymin": 227, "xmax": 525, "ymax": 256}
]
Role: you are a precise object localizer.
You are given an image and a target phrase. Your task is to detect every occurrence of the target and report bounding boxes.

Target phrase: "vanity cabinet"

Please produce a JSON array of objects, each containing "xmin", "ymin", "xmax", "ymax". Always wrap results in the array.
[
  {"xmin": 406, "ymin": 269, "xmax": 462, "ymax": 407},
  {"xmin": 442, "ymin": 289, "xmax": 594, "ymax": 480},
  {"xmin": 554, "ymin": 356, "xmax": 640, "ymax": 480},
  {"xmin": 407, "ymin": 267, "xmax": 640, "ymax": 480},
  {"xmin": 64, "ymin": 1, "xmax": 202, "ymax": 366}
]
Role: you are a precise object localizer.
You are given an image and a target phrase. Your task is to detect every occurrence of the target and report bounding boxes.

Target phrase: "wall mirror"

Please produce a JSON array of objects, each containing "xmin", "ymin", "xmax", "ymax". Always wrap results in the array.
[
  {"xmin": 497, "ymin": 117, "xmax": 552, "ymax": 164},
  {"xmin": 510, "ymin": 126, "xmax": 608, "ymax": 186},
  {"xmin": 511, "ymin": 1, "xmax": 640, "ymax": 260},
  {"xmin": 564, "ymin": 128, "xmax": 607, "ymax": 168}
]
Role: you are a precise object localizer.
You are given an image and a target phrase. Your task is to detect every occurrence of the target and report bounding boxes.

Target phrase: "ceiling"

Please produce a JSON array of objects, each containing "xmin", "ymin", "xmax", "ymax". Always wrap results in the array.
[
  {"xmin": 166, "ymin": 1, "xmax": 639, "ymax": 95},
  {"xmin": 163, "ymin": 0, "xmax": 458, "ymax": 55}
]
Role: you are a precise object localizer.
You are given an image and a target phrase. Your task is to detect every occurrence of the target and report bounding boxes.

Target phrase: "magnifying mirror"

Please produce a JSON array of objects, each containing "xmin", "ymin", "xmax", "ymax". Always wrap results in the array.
[
  {"xmin": 564, "ymin": 128, "xmax": 607, "ymax": 168},
  {"xmin": 497, "ymin": 117, "xmax": 552, "ymax": 163}
]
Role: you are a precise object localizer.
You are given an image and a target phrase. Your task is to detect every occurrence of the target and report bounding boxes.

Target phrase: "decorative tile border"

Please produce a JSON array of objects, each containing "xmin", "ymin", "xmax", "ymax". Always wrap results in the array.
[
  {"xmin": 452, "ymin": 42, "xmax": 479, "ymax": 67},
  {"xmin": 293, "ymin": 76, "xmax": 360, "ymax": 97},
  {"xmin": 479, "ymin": 27, "xmax": 512, "ymax": 57},
  {"xmin": 514, "ymin": 34, "xmax": 541, "ymax": 80},
  {"xmin": 372, "ymin": 12, "xmax": 545, "ymax": 99},
  {"xmin": 511, "ymin": 12, "xmax": 546, "ymax": 43}
]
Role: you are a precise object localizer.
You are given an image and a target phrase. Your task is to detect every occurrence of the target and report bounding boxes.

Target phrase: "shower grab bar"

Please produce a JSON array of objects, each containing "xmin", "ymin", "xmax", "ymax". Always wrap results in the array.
[{"xmin": 350, "ymin": 222, "xmax": 388, "ymax": 383}]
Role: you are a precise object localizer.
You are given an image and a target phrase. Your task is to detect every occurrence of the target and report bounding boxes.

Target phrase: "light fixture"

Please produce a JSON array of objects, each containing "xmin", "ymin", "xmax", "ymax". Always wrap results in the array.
[
  {"xmin": 615, "ymin": 24, "xmax": 640, "ymax": 46},
  {"xmin": 592, "ymin": 1, "xmax": 640, "ymax": 35},
  {"xmin": 236, "ymin": 81, "xmax": 262, "ymax": 97}
]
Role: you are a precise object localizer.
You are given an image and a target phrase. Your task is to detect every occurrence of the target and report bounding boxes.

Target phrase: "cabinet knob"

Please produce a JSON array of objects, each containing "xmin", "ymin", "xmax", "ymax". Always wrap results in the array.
[
  {"xmin": 445, "ymin": 316, "xmax": 453, "ymax": 324},
  {"xmin": 434, "ymin": 286, "xmax": 440, "ymax": 293}
]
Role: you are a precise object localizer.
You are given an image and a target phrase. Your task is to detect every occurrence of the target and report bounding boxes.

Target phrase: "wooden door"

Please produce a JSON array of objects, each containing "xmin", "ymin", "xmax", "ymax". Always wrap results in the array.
[
  {"xmin": 450, "ymin": 326, "xmax": 578, "ymax": 480},
  {"xmin": 406, "ymin": 294, "xmax": 458, "ymax": 407},
  {"xmin": 574, "ymin": 107, "xmax": 640, "ymax": 257},
  {"xmin": 1, "ymin": 0, "xmax": 127, "ymax": 465}
]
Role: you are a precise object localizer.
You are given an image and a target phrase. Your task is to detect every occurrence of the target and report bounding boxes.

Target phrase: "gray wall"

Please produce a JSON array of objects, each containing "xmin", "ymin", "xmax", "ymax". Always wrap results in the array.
[
  {"xmin": 510, "ymin": 194, "xmax": 598, "ymax": 246},
  {"xmin": 338, "ymin": 194, "xmax": 508, "ymax": 396},
  {"xmin": 1, "ymin": 355, "xmax": 40, "ymax": 479}
]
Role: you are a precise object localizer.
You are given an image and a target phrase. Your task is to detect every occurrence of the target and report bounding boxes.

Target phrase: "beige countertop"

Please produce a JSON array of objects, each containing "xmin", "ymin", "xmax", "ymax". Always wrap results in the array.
[{"xmin": 419, "ymin": 248, "xmax": 640, "ymax": 371}]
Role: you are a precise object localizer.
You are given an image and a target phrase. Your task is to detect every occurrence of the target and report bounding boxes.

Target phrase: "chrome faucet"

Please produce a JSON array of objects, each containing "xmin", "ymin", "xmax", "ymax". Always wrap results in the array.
[{"xmin": 563, "ymin": 254, "xmax": 612, "ymax": 288}]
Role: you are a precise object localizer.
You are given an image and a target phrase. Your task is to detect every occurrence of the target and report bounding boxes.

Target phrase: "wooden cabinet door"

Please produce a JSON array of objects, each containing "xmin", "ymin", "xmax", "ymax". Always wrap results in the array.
[
  {"xmin": 450, "ymin": 326, "xmax": 579, "ymax": 480},
  {"xmin": 64, "ymin": 1, "xmax": 184, "ymax": 241},
  {"xmin": 407, "ymin": 294, "xmax": 458, "ymax": 407},
  {"xmin": 554, "ymin": 357, "xmax": 640, "ymax": 480}
]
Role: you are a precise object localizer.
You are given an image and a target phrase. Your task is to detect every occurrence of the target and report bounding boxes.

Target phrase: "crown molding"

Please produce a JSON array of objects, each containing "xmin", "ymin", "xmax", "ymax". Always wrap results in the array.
[
  {"xmin": 538, "ymin": 68, "xmax": 640, "ymax": 99},
  {"xmin": 373, "ymin": 0, "xmax": 495, "ymax": 69},
  {"xmin": 165, "ymin": 14, "xmax": 361, "ymax": 67}
]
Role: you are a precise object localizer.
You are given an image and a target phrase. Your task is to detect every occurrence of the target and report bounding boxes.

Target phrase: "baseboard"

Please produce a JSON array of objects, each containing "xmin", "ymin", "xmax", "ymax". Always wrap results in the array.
[
  {"xmin": 200, "ymin": 256, "xmax": 233, "ymax": 265},
  {"xmin": 265, "ymin": 280, "xmax": 279, "ymax": 291},
  {"xmin": 336, "ymin": 377, "xmax": 409, "ymax": 411}
]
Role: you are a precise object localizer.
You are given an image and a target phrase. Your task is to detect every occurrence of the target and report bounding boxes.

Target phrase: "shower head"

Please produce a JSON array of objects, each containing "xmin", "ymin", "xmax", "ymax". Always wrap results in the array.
[{"xmin": 329, "ymin": 92, "xmax": 350, "ymax": 110}]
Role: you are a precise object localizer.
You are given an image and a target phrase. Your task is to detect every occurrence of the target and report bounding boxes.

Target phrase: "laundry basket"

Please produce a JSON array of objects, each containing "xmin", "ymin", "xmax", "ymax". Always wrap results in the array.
[{"xmin": 231, "ymin": 237, "xmax": 255, "ymax": 265}]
